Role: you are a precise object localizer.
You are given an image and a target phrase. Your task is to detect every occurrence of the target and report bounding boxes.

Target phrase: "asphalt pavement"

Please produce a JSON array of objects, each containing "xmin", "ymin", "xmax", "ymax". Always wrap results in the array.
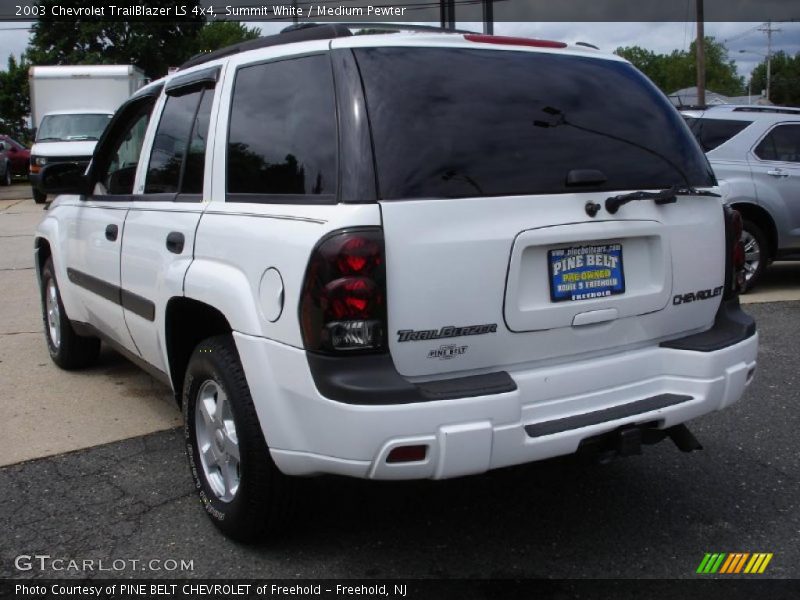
[{"xmin": 1, "ymin": 184, "xmax": 799, "ymax": 580}]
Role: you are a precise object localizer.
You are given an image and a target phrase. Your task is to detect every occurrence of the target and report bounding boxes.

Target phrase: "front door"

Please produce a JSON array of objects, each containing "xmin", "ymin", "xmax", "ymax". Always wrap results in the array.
[{"xmin": 62, "ymin": 96, "xmax": 157, "ymax": 349}]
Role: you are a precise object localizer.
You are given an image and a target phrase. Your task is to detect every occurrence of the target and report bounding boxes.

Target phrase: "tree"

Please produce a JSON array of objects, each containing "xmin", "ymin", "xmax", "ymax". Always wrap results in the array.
[
  {"xmin": 27, "ymin": 0, "xmax": 204, "ymax": 79},
  {"xmin": 0, "ymin": 55, "xmax": 31, "ymax": 141},
  {"xmin": 616, "ymin": 37, "xmax": 744, "ymax": 96},
  {"xmin": 192, "ymin": 21, "xmax": 260, "ymax": 55},
  {"xmin": 688, "ymin": 37, "xmax": 744, "ymax": 96},
  {"xmin": 750, "ymin": 51, "xmax": 800, "ymax": 107},
  {"xmin": 615, "ymin": 46, "xmax": 667, "ymax": 89}
]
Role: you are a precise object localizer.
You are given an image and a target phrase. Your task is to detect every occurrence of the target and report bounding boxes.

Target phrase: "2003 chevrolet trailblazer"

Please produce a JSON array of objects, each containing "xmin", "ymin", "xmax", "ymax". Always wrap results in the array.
[{"xmin": 34, "ymin": 25, "xmax": 758, "ymax": 541}]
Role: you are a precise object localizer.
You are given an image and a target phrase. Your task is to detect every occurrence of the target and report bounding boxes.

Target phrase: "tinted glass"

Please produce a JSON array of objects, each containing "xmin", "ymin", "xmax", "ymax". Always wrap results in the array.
[
  {"xmin": 103, "ymin": 107, "xmax": 152, "ymax": 195},
  {"xmin": 354, "ymin": 48, "xmax": 714, "ymax": 200},
  {"xmin": 754, "ymin": 124, "xmax": 800, "ymax": 163},
  {"xmin": 182, "ymin": 89, "xmax": 214, "ymax": 194},
  {"xmin": 685, "ymin": 117, "xmax": 752, "ymax": 152},
  {"xmin": 227, "ymin": 55, "xmax": 337, "ymax": 198},
  {"xmin": 145, "ymin": 90, "xmax": 203, "ymax": 194}
]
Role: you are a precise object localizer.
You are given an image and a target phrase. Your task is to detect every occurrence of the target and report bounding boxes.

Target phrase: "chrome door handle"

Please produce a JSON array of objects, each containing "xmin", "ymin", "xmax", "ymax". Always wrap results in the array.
[{"xmin": 767, "ymin": 169, "xmax": 789, "ymax": 178}]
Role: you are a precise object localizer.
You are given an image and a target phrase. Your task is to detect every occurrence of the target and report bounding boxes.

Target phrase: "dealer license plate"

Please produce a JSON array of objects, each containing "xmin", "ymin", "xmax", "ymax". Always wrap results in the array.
[{"xmin": 548, "ymin": 243, "xmax": 625, "ymax": 302}]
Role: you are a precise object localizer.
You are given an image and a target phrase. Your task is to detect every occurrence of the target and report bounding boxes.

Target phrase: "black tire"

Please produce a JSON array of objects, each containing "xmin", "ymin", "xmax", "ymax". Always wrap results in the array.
[
  {"xmin": 40, "ymin": 258, "xmax": 101, "ymax": 369},
  {"xmin": 741, "ymin": 220, "xmax": 769, "ymax": 293},
  {"xmin": 1, "ymin": 163, "xmax": 10, "ymax": 186},
  {"xmin": 32, "ymin": 187, "xmax": 47, "ymax": 204},
  {"xmin": 183, "ymin": 335, "xmax": 294, "ymax": 542}
]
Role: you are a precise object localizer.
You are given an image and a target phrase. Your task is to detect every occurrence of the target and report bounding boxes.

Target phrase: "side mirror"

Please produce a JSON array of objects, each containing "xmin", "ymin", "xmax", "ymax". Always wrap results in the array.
[
  {"xmin": 40, "ymin": 163, "xmax": 90, "ymax": 195},
  {"xmin": 9, "ymin": 147, "xmax": 17, "ymax": 153}
]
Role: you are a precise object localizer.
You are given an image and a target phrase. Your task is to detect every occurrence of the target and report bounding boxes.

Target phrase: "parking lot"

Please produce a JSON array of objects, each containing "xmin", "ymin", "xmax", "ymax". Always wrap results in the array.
[{"xmin": 1, "ymin": 182, "xmax": 799, "ymax": 579}]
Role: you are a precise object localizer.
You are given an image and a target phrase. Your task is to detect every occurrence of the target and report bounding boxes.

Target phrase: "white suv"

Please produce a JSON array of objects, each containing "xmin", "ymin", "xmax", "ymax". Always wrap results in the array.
[{"xmin": 34, "ymin": 25, "xmax": 758, "ymax": 542}]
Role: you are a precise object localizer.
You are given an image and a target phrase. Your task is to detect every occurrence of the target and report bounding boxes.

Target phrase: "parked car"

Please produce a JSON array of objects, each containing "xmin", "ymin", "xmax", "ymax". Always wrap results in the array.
[
  {"xmin": 34, "ymin": 26, "xmax": 757, "ymax": 542},
  {"xmin": 682, "ymin": 104, "xmax": 800, "ymax": 290},
  {"xmin": 0, "ymin": 135, "xmax": 31, "ymax": 177},
  {"xmin": 0, "ymin": 140, "xmax": 11, "ymax": 186}
]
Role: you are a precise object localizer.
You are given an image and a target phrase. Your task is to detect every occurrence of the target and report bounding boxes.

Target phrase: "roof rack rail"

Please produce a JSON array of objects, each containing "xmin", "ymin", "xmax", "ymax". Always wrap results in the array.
[
  {"xmin": 732, "ymin": 105, "xmax": 800, "ymax": 115},
  {"xmin": 179, "ymin": 22, "xmax": 473, "ymax": 71},
  {"xmin": 179, "ymin": 23, "xmax": 353, "ymax": 70},
  {"xmin": 315, "ymin": 22, "xmax": 473, "ymax": 34}
]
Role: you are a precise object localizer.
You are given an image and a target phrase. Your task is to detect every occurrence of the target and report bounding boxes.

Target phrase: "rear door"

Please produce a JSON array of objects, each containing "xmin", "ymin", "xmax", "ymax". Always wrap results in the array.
[
  {"xmin": 120, "ymin": 67, "xmax": 220, "ymax": 374},
  {"xmin": 351, "ymin": 43, "xmax": 724, "ymax": 377}
]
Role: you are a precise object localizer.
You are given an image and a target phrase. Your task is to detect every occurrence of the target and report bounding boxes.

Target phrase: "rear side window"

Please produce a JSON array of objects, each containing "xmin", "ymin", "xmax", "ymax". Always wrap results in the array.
[
  {"xmin": 181, "ymin": 91, "xmax": 214, "ymax": 194},
  {"xmin": 226, "ymin": 55, "xmax": 337, "ymax": 202},
  {"xmin": 145, "ymin": 88, "xmax": 213, "ymax": 195},
  {"xmin": 754, "ymin": 124, "xmax": 800, "ymax": 163},
  {"xmin": 685, "ymin": 117, "xmax": 752, "ymax": 152},
  {"xmin": 354, "ymin": 48, "xmax": 714, "ymax": 200}
]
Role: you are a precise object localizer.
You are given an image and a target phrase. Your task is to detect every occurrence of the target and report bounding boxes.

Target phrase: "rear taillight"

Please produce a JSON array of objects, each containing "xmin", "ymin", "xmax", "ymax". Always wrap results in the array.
[
  {"xmin": 724, "ymin": 206, "xmax": 746, "ymax": 298},
  {"xmin": 300, "ymin": 228, "xmax": 387, "ymax": 354}
]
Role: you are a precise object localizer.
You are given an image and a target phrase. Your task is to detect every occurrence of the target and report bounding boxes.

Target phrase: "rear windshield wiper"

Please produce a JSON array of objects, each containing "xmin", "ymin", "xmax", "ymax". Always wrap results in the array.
[{"xmin": 605, "ymin": 186, "xmax": 720, "ymax": 214}]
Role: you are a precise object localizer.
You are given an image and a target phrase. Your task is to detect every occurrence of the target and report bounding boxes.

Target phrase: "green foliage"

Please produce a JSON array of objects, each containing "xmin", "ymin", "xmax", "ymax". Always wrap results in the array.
[
  {"xmin": 26, "ymin": 0, "xmax": 205, "ymax": 79},
  {"xmin": 0, "ymin": 55, "xmax": 31, "ymax": 141},
  {"xmin": 750, "ymin": 51, "xmax": 800, "ymax": 107},
  {"xmin": 193, "ymin": 21, "xmax": 260, "ymax": 56},
  {"xmin": 0, "ymin": 2, "xmax": 269, "ymax": 134},
  {"xmin": 616, "ymin": 37, "xmax": 744, "ymax": 97}
]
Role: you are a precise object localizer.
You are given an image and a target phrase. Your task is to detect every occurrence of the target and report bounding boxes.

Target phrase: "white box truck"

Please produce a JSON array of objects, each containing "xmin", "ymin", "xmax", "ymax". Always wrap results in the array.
[{"xmin": 29, "ymin": 65, "xmax": 146, "ymax": 203}]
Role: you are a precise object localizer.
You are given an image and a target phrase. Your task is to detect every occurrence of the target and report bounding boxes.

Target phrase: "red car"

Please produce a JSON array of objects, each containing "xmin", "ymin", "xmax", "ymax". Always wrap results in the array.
[{"xmin": 0, "ymin": 135, "xmax": 31, "ymax": 177}]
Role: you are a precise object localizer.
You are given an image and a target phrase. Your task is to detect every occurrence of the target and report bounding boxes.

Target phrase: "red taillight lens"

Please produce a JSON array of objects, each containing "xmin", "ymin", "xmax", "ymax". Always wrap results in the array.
[
  {"xmin": 731, "ymin": 209, "xmax": 743, "ymax": 240},
  {"xmin": 724, "ymin": 207, "xmax": 746, "ymax": 297},
  {"xmin": 336, "ymin": 236, "xmax": 382, "ymax": 276},
  {"xmin": 464, "ymin": 34, "xmax": 567, "ymax": 49},
  {"xmin": 325, "ymin": 277, "xmax": 382, "ymax": 320},
  {"xmin": 300, "ymin": 229, "xmax": 387, "ymax": 353}
]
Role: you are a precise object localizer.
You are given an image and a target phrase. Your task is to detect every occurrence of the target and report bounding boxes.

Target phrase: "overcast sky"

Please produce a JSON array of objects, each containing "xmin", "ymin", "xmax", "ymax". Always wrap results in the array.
[{"xmin": 1, "ymin": 20, "xmax": 798, "ymax": 83}]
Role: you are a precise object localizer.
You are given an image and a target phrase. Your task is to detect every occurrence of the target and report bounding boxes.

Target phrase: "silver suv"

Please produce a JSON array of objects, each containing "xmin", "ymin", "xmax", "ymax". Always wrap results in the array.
[{"xmin": 682, "ymin": 105, "xmax": 800, "ymax": 290}]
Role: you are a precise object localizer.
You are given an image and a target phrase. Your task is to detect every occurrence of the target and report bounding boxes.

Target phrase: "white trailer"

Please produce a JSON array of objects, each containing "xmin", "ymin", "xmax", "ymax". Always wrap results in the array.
[
  {"xmin": 28, "ymin": 65, "xmax": 147, "ymax": 203},
  {"xmin": 29, "ymin": 65, "xmax": 147, "ymax": 129}
]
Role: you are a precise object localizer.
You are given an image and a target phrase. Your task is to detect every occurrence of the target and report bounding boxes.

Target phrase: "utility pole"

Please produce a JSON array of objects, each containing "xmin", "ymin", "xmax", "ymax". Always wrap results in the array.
[
  {"xmin": 758, "ymin": 20, "xmax": 781, "ymax": 102},
  {"xmin": 482, "ymin": 0, "xmax": 494, "ymax": 35},
  {"xmin": 440, "ymin": 0, "xmax": 455, "ymax": 31},
  {"xmin": 696, "ymin": 0, "xmax": 706, "ymax": 106}
]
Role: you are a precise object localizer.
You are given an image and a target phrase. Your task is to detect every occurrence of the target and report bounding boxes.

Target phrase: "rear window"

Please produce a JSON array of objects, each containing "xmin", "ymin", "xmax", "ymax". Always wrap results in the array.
[
  {"xmin": 354, "ymin": 47, "xmax": 714, "ymax": 200},
  {"xmin": 684, "ymin": 117, "xmax": 752, "ymax": 152}
]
